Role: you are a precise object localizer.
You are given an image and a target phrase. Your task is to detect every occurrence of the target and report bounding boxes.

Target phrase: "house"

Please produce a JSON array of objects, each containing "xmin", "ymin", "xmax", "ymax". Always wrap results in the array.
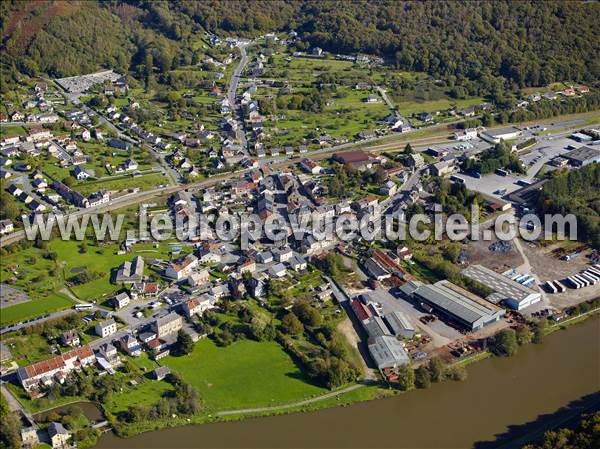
[
  {"xmin": 187, "ymin": 269, "xmax": 210, "ymax": 287},
  {"xmin": 312, "ymin": 47, "xmax": 323, "ymax": 56},
  {"xmin": 97, "ymin": 343, "xmax": 119, "ymax": 364},
  {"xmin": 289, "ymin": 254, "xmax": 307, "ymax": 272},
  {"xmin": 181, "ymin": 298, "xmax": 203, "ymax": 318},
  {"xmin": 380, "ymin": 180, "xmax": 397, "ymax": 196},
  {"xmin": 397, "ymin": 246, "xmax": 413, "ymax": 261},
  {"xmin": 0, "ymin": 219, "xmax": 14, "ymax": 235},
  {"xmin": 17, "ymin": 346, "xmax": 95, "ymax": 392},
  {"xmin": 300, "ymin": 158, "xmax": 322, "ymax": 174},
  {"xmin": 417, "ymin": 112, "xmax": 434, "ymax": 122},
  {"xmin": 48, "ymin": 422, "xmax": 71, "ymax": 449},
  {"xmin": 73, "ymin": 166, "xmax": 92, "ymax": 180},
  {"xmin": 454, "ymin": 128, "xmax": 478, "ymax": 141},
  {"xmin": 112, "ymin": 292, "xmax": 131, "ymax": 309},
  {"xmin": 274, "ymin": 247, "xmax": 293, "ymax": 263},
  {"xmin": 95, "ymin": 319, "xmax": 117, "ymax": 338},
  {"xmin": 365, "ymin": 94, "xmax": 380, "ymax": 103},
  {"xmin": 270, "ymin": 263, "xmax": 287, "ymax": 278},
  {"xmin": 121, "ymin": 158, "xmax": 138, "ymax": 171},
  {"xmin": 152, "ymin": 366, "xmax": 171, "ymax": 381},
  {"xmin": 460, "ymin": 106, "xmax": 476, "ymax": 117},
  {"xmin": 118, "ymin": 334, "xmax": 142, "ymax": 357},
  {"xmin": 238, "ymin": 258, "xmax": 256, "ymax": 274},
  {"xmin": 430, "ymin": 160, "xmax": 456, "ymax": 177},
  {"xmin": 152, "ymin": 312, "xmax": 183, "ymax": 338},
  {"xmin": 406, "ymin": 153, "xmax": 424, "ymax": 168},
  {"xmin": 165, "ymin": 254, "xmax": 199, "ymax": 280},
  {"xmin": 257, "ymin": 251, "xmax": 274, "ymax": 264},
  {"xmin": 60, "ymin": 330, "xmax": 80, "ymax": 347},
  {"xmin": 21, "ymin": 426, "xmax": 39, "ymax": 448},
  {"xmin": 108, "ymin": 138, "xmax": 131, "ymax": 151}
]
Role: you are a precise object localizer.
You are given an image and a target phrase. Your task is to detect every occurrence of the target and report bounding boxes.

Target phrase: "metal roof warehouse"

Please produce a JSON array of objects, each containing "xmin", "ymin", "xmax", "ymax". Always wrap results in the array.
[
  {"xmin": 462, "ymin": 264, "xmax": 541, "ymax": 310},
  {"xmin": 409, "ymin": 280, "xmax": 505, "ymax": 330}
]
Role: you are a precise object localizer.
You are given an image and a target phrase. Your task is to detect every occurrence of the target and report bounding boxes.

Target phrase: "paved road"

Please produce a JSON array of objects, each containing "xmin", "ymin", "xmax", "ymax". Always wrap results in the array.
[
  {"xmin": 0, "ymin": 308, "xmax": 77, "ymax": 335},
  {"xmin": 227, "ymin": 42, "xmax": 251, "ymax": 154}
]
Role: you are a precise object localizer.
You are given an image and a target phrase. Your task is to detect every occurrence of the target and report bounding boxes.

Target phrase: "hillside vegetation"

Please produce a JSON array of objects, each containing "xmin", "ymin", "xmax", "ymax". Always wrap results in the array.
[{"xmin": 1, "ymin": 0, "xmax": 599, "ymax": 94}]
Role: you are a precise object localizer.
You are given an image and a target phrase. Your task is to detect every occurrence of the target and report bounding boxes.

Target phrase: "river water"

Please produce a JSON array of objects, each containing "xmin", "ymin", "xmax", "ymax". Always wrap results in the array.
[{"xmin": 96, "ymin": 316, "xmax": 600, "ymax": 449}]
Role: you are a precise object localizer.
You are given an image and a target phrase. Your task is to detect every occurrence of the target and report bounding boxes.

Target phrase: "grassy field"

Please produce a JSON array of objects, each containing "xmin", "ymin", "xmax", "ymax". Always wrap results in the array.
[
  {"xmin": 104, "ymin": 378, "xmax": 174, "ymax": 415},
  {"xmin": 0, "ymin": 293, "xmax": 74, "ymax": 327},
  {"xmin": 164, "ymin": 339, "xmax": 327, "ymax": 411},
  {"xmin": 396, "ymin": 96, "xmax": 484, "ymax": 117}
]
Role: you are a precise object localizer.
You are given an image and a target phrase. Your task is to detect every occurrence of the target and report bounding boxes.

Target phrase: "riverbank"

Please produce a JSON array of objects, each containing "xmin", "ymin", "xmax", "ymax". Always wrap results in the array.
[{"xmin": 92, "ymin": 312, "xmax": 600, "ymax": 448}]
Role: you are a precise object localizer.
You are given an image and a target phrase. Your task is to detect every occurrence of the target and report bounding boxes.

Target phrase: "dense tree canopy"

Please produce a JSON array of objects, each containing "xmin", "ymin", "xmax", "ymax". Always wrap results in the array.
[{"xmin": 1, "ymin": 1, "xmax": 599, "ymax": 92}]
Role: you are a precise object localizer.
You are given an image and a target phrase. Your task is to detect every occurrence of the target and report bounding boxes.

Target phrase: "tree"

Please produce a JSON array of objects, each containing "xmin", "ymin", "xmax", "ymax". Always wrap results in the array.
[
  {"xmin": 0, "ymin": 398, "xmax": 21, "ymax": 449},
  {"xmin": 445, "ymin": 365, "xmax": 468, "ymax": 381},
  {"xmin": 404, "ymin": 143, "xmax": 413, "ymax": 155},
  {"xmin": 396, "ymin": 364, "xmax": 415, "ymax": 391},
  {"xmin": 490, "ymin": 329, "xmax": 518, "ymax": 357},
  {"xmin": 292, "ymin": 300, "xmax": 322, "ymax": 327},
  {"xmin": 533, "ymin": 319, "xmax": 549, "ymax": 344},
  {"xmin": 515, "ymin": 325, "xmax": 533, "ymax": 345},
  {"xmin": 427, "ymin": 357, "xmax": 445, "ymax": 382},
  {"xmin": 280, "ymin": 312, "xmax": 304, "ymax": 335},
  {"xmin": 175, "ymin": 329, "xmax": 194, "ymax": 355},
  {"xmin": 415, "ymin": 366, "xmax": 431, "ymax": 389}
]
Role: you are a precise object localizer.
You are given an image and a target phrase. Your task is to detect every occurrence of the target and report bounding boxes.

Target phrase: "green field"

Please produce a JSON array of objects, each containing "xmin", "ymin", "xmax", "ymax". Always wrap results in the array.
[
  {"xmin": 164, "ymin": 339, "xmax": 327, "ymax": 411},
  {"xmin": 396, "ymin": 96, "xmax": 484, "ymax": 117},
  {"xmin": 0, "ymin": 293, "xmax": 73, "ymax": 327},
  {"xmin": 104, "ymin": 378, "xmax": 174, "ymax": 415}
]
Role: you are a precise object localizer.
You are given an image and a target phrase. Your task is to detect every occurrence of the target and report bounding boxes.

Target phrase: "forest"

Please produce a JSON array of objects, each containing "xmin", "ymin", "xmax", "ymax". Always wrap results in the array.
[
  {"xmin": 1, "ymin": 0, "xmax": 599, "ymax": 94},
  {"xmin": 537, "ymin": 164, "xmax": 600, "ymax": 248}
]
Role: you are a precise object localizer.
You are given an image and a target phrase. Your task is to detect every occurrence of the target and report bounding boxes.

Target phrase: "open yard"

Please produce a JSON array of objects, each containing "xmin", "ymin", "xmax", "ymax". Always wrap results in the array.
[{"xmin": 164, "ymin": 339, "xmax": 327, "ymax": 411}]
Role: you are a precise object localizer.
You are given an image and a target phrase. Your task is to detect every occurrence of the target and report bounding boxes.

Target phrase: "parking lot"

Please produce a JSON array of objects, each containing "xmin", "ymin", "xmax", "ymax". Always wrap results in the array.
[{"xmin": 365, "ymin": 288, "xmax": 462, "ymax": 348}]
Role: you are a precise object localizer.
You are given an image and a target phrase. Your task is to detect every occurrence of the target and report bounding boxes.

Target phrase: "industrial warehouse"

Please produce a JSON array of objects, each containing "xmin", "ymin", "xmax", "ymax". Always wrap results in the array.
[
  {"xmin": 399, "ymin": 280, "xmax": 505, "ymax": 331},
  {"xmin": 462, "ymin": 264, "xmax": 542, "ymax": 310}
]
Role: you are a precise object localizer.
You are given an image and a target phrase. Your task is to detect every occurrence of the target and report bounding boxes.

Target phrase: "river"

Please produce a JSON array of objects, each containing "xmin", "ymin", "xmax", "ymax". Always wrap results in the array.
[{"xmin": 96, "ymin": 316, "xmax": 600, "ymax": 449}]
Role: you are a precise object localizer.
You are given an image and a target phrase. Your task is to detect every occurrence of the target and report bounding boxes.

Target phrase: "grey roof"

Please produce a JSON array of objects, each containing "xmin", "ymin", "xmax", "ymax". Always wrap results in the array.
[
  {"xmin": 363, "ymin": 316, "xmax": 390, "ymax": 339},
  {"xmin": 48, "ymin": 422, "xmax": 70, "ymax": 437},
  {"xmin": 155, "ymin": 312, "xmax": 182, "ymax": 328},
  {"xmin": 98, "ymin": 318, "xmax": 116, "ymax": 328},
  {"xmin": 384, "ymin": 311, "xmax": 414, "ymax": 334},
  {"xmin": 563, "ymin": 146, "xmax": 600, "ymax": 163},
  {"xmin": 412, "ymin": 280, "xmax": 504, "ymax": 328},
  {"xmin": 462, "ymin": 264, "xmax": 541, "ymax": 304},
  {"xmin": 368, "ymin": 335, "xmax": 410, "ymax": 369}
]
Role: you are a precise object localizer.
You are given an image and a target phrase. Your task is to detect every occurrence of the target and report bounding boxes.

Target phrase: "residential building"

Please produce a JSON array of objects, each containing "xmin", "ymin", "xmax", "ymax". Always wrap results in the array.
[
  {"xmin": 48, "ymin": 422, "xmax": 71, "ymax": 449},
  {"xmin": 111, "ymin": 292, "xmax": 131, "ymax": 309},
  {"xmin": 118, "ymin": 334, "xmax": 142, "ymax": 357},
  {"xmin": 17, "ymin": 345, "xmax": 95, "ymax": 392},
  {"xmin": 60, "ymin": 330, "xmax": 80, "ymax": 347},
  {"xmin": 95, "ymin": 319, "xmax": 117, "ymax": 338},
  {"xmin": 152, "ymin": 312, "xmax": 183, "ymax": 338},
  {"xmin": 152, "ymin": 366, "xmax": 171, "ymax": 381},
  {"xmin": 165, "ymin": 254, "xmax": 199, "ymax": 280},
  {"xmin": 0, "ymin": 219, "xmax": 14, "ymax": 235}
]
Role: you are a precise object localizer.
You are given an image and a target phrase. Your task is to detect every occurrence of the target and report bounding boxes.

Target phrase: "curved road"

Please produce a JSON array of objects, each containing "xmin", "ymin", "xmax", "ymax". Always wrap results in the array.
[{"xmin": 216, "ymin": 383, "xmax": 366, "ymax": 416}]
